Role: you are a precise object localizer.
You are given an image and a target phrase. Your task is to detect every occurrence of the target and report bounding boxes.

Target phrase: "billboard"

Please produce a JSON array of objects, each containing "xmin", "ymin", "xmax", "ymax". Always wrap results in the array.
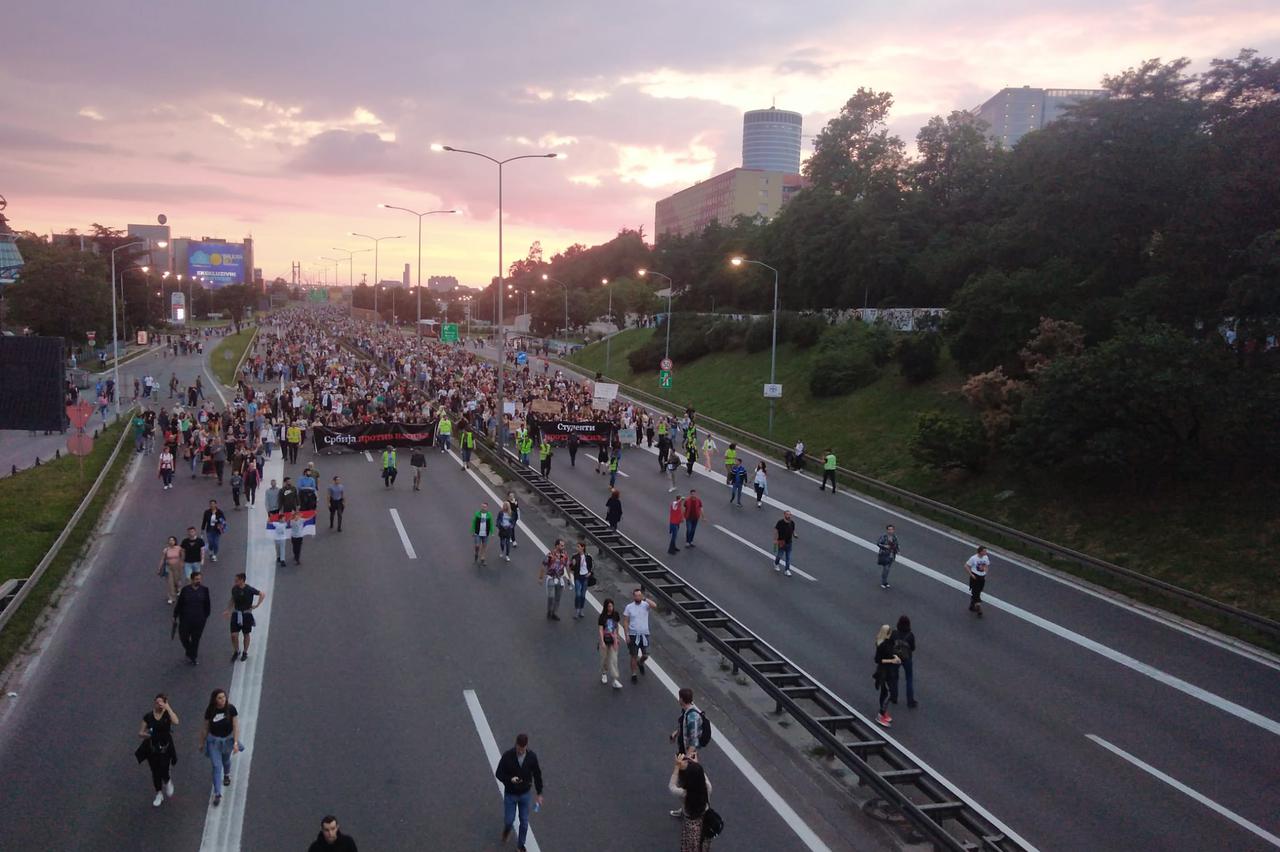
[
  {"xmin": 188, "ymin": 241, "xmax": 245, "ymax": 286},
  {"xmin": 0, "ymin": 336, "xmax": 66, "ymax": 431}
]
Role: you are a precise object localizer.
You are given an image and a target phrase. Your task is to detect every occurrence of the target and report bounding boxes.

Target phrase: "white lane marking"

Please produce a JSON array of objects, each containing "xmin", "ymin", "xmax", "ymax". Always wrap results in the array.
[
  {"xmin": 463, "ymin": 690, "xmax": 543, "ymax": 852},
  {"xmin": 634, "ymin": 443, "xmax": 1280, "ymax": 738},
  {"xmin": 363, "ymin": 451, "xmax": 373, "ymax": 462},
  {"xmin": 715, "ymin": 524, "xmax": 819, "ymax": 582},
  {"xmin": 617, "ymin": 469, "xmax": 630, "ymax": 477},
  {"xmin": 453, "ymin": 449, "xmax": 833, "ymax": 851},
  {"xmin": 99, "ymin": 454, "xmax": 142, "ymax": 535},
  {"xmin": 789, "ymin": 468, "xmax": 1280, "ymax": 672},
  {"xmin": 200, "ymin": 454, "xmax": 282, "ymax": 851},
  {"xmin": 1087, "ymin": 734, "xmax": 1280, "ymax": 848},
  {"xmin": 389, "ymin": 509, "xmax": 417, "ymax": 559},
  {"xmin": 202, "ymin": 361, "xmax": 229, "ymax": 407}
]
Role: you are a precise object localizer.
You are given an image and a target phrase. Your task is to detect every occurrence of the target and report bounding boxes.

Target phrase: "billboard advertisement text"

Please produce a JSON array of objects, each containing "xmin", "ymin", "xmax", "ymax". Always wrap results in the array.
[{"xmin": 188, "ymin": 242, "xmax": 245, "ymax": 286}]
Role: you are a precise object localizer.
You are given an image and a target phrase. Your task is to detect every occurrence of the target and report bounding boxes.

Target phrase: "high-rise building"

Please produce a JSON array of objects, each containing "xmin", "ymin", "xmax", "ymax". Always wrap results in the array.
[
  {"xmin": 971, "ymin": 86, "xmax": 1107, "ymax": 148},
  {"xmin": 402, "ymin": 263, "xmax": 410, "ymax": 287},
  {"xmin": 127, "ymin": 223, "xmax": 171, "ymax": 272},
  {"xmin": 742, "ymin": 107, "xmax": 803, "ymax": 173},
  {"xmin": 655, "ymin": 168, "xmax": 804, "ymax": 239}
]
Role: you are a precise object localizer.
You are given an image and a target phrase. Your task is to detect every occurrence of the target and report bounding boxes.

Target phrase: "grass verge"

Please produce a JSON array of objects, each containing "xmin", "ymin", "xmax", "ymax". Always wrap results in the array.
[
  {"xmin": 210, "ymin": 328, "xmax": 256, "ymax": 387},
  {"xmin": 572, "ymin": 330, "xmax": 1280, "ymax": 643},
  {"xmin": 0, "ymin": 417, "xmax": 135, "ymax": 671}
]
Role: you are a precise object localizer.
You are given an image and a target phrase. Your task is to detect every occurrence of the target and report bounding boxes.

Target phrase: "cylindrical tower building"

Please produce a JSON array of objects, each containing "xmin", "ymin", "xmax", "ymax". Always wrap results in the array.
[{"xmin": 742, "ymin": 107, "xmax": 802, "ymax": 173}]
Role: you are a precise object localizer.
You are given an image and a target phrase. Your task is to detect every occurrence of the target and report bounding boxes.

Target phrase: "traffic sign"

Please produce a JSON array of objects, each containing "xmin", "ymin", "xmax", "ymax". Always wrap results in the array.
[
  {"xmin": 516, "ymin": 351, "xmax": 528, "ymax": 366},
  {"xmin": 659, "ymin": 357, "xmax": 673, "ymax": 371},
  {"xmin": 658, "ymin": 370, "xmax": 672, "ymax": 389},
  {"xmin": 763, "ymin": 383, "xmax": 783, "ymax": 399},
  {"xmin": 86, "ymin": 330, "xmax": 96, "ymax": 343},
  {"xmin": 440, "ymin": 323, "xmax": 459, "ymax": 342}
]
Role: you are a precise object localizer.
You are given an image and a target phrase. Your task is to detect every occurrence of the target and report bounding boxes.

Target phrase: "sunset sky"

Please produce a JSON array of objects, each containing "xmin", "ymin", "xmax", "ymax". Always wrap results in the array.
[{"xmin": 3, "ymin": 1, "xmax": 1277, "ymax": 286}]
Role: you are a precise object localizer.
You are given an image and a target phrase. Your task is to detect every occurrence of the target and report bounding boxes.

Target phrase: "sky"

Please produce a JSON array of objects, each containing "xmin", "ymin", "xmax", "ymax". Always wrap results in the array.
[{"xmin": 2, "ymin": 1, "xmax": 1277, "ymax": 287}]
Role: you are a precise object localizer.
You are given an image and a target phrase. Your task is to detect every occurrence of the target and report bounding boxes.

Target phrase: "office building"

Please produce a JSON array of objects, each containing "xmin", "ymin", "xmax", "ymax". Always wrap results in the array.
[
  {"xmin": 402, "ymin": 263, "xmax": 410, "ymax": 287},
  {"xmin": 971, "ymin": 86, "xmax": 1107, "ymax": 148},
  {"xmin": 428, "ymin": 275, "xmax": 458, "ymax": 293},
  {"xmin": 0, "ymin": 207, "xmax": 22, "ymax": 285},
  {"xmin": 655, "ymin": 168, "xmax": 804, "ymax": 239},
  {"xmin": 742, "ymin": 107, "xmax": 803, "ymax": 173}
]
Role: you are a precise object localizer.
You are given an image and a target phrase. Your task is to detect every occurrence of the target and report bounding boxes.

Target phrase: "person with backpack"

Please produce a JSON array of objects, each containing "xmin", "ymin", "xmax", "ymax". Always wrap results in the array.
[
  {"xmin": 670, "ymin": 687, "xmax": 712, "ymax": 758},
  {"xmin": 893, "ymin": 615, "xmax": 917, "ymax": 708},
  {"xmin": 497, "ymin": 501, "xmax": 515, "ymax": 562},
  {"xmin": 874, "ymin": 624, "xmax": 902, "ymax": 727},
  {"xmin": 877, "ymin": 524, "xmax": 900, "ymax": 589}
]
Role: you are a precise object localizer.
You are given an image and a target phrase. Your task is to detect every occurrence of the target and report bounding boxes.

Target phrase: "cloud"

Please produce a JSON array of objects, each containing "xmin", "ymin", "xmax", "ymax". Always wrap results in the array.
[
  {"xmin": 0, "ymin": 124, "xmax": 115, "ymax": 153},
  {"xmin": 288, "ymin": 130, "xmax": 404, "ymax": 176},
  {"xmin": 78, "ymin": 106, "xmax": 104, "ymax": 121}
]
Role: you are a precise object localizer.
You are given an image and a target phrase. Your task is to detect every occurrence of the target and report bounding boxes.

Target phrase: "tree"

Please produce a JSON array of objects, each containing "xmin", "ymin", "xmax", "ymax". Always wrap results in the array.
[
  {"xmin": 213, "ymin": 284, "xmax": 254, "ymax": 331},
  {"xmin": 804, "ymin": 88, "xmax": 907, "ymax": 202},
  {"xmin": 7, "ymin": 236, "xmax": 113, "ymax": 342}
]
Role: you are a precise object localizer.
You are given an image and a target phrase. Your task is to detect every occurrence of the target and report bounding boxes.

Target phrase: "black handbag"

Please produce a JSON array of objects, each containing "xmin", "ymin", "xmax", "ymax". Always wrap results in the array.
[{"xmin": 701, "ymin": 807, "xmax": 725, "ymax": 840}]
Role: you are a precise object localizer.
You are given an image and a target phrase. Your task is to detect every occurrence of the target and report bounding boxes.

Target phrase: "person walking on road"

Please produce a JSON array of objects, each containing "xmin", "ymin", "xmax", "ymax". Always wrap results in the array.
[
  {"xmin": 496, "ymin": 733, "xmax": 543, "ymax": 852},
  {"xmin": 623, "ymin": 586, "xmax": 658, "ymax": 683},
  {"xmin": 308, "ymin": 815, "xmax": 359, "ymax": 852},
  {"xmin": 507, "ymin": 492, "xmax": 521, "ymax": 549},
  {"xmin": 752, "ymin": 462, "xmax": 768, "ymax": 508},
  {"xmin": 605, "ymin": 487, "xmax": 623, "ymax": 531},
  {"xmin": 819, "ymin": 448, "xmax": 837, "ymax": 492},
  {"xmin": 722, "ymin": 443, "xmax": 738, "ymax": 485},
  {"xmin": 497, "ymin": 501, "xmax": 516, "ymax": 561},
  {"xmin": 473, "ymin": 501, "xmax": 494, "ymax": 565},
  {"xmin": 200, "ymin": 500, "xmax": 227, "ymax": 563},
  {"xmin": 539, "ymin": 539, "xmax": 569, "ymax": 619},
  {"xmin": 669, "ymin": 752, "xmax": 714, "ymax": 851},
  {"xmin": 670, "ymin": 687, "xmax": 708, "ymax": 758},
  {"xmin": 538, "ymin": 439, "xmax": 554, "ymax": 478},
  {"xmin": 701, "ymin": 435, "xmax": 718, "ymax": 471},
  {"xmin": 683, "ymin": 490, "xmax": 703, "ymax": 548},
  {"xmin": 595, "ymin": 440, "xmax": 609, "ymax": 474},
  {"xmin": 774, "ymin": 510, "xmax": 797, "ymax": 576},
  {"xmin": 877, "ymin": 524, "xmax": 900, "ymax": 589},
  {"xmin": 598, "ymin": 598, "xmax": 624, "ymax": 689},
  {"xmin": 198, "ymin": 688, "xmax": 240, "ymax": 807},
  {"xmin": 728, "ymin": 460, "xmax": 747, "ymax": 507},
  {"xmin": 327, "ymin": 476, "xmax": 345, "ymax": 531},
  {"xmin": 567, "ymin": 431, "xmax": 580, "ymax": 467},
  {"xmin": 223, "ymin": 573, "xmax": 266, "ymax": 662},
  {"xmin": 436, "ymin": 412, "xmax": 453, "ymax": 453},
  {"xmin": 159, "ymin": 536, "xmax": 183, "ymax": 604},
  {"xmin": 410, "ymin": 445, "xmax": 427, "ymax": 490},
  {"xmin": 460, "ymin": 426, "xmax": 475, "ymax": 470},
  {"xmin": 667, "ymin": 493, "xmax": 684, "ymax": 554},
  {"xmin": 179, "ymin": 526, "xmax": 205, "ymax": 581},
  {"xmin": 893, "ymin": 615, "xmax": 917, "ymax": 708},
  {"xmin": 380, "ymin": 445, "xmax": 398, "ymax": 488},
  {"xmin": 285, "ymin": 421, "xmax": 302, "ymax": 464},
  {"xmin": 288, "ymin": 511, "xmax": 306, "ymax": 564},
  {"xmin": 242, "ymin": 460, "xmax": 259, "ymax": 507},
  {"xmin": 666, "ymin": 451, "xmax": 681, "ymax": 492},
  {"xmin": 230, "ymin": 469, "xmax": 243, "ymax": 510},
  {"xmin": 966, "ymin": 546, "xmax": 990, "ymax": 617},
  {"xmin": 137, "ymin": 693, "xmax": 179, "ymax": 807},
  {"xmin": 570, "ymin": 541, "xmax": 594, "ymax": 619},
  {"xmin": 174, "ymin": 571, "xmax": 211, "ymax": 665},
  {"xmin": 158, "ymin": 446, "xmax": 176, "ymax": 490},
  {"xmin": 874, "ymin": 624, "xmax": 902, "ymax": 727}
]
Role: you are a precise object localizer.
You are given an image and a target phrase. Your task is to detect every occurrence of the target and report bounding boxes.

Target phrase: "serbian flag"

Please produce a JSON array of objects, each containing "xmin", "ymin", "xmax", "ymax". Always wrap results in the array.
[{"xmin": 267, "ymin": 510, "xmax": 317, "ymax": 539}]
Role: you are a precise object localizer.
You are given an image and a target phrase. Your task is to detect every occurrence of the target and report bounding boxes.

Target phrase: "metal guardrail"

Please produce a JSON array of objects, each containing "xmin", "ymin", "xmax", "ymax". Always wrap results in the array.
[
  {"xmin": 0, "ymin": 409, "xmax": 135, "ymax": 633},
  {"xmin": 551, "ymin": 357, "xmax": 1280, "ymax": 643},
  {"xmin": 479, "ymin": 438, "xmax": 1023, "ymax": 852}
]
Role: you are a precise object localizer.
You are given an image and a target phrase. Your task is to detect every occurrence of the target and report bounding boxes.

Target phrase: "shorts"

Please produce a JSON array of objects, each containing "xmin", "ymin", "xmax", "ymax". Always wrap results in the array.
[
  {"xmin": 474, "ymin": 535, "xmax": 490, "ymax": 545},
  {"xmin": 230, "ymin": 611, "xmax": 256, "ymax": 633},
  {"xmin": 627, "ymin": 633, "xmax": 650, "ymax": 657}
]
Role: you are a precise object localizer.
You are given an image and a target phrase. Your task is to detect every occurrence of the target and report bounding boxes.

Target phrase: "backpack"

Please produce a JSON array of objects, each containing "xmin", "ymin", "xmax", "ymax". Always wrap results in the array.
[{"xmin": 688, "ymin": 708, "xmax": 713, "ymax": 749}]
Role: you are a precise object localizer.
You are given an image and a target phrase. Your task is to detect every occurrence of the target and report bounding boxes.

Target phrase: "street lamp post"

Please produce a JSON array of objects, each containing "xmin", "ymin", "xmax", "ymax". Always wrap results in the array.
[
  {"xmin": 320, "ymin": 256, "xmax": 342, "ymax": 288},
  {"xmin": 435, "ymin": 143, "xmax": 560, "ymax": 445},
  {"xmin": 731, "ymin": 257, "xmax": 781, "ymax": 436},
  {"xmin": 540, "ymin": 274, "xmax": 571, "ymax": 344},
  {"xmin": 601, "ymin": 278, "xmax": 615, "ymax": 374},
  {"xmin": 109, "ymin": 239, "xmax": 165, "ymax": 414},
  {"xmin": 332, "ymin": 247, "xmax": 371, "ymax": 304},
  {"xmin": 637, "ymin": 268, "xmax": 675, "ymax": 363},
  {"xmin": 380, "ymin": 205, "xmax": 457, "ymax": 336},
  {"xmin": 350, "ymin": 232, "xmax": 402, "ymax": 318}
]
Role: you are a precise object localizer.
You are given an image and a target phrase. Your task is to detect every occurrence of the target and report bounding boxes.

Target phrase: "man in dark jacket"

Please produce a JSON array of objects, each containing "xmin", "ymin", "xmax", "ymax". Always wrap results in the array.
[
  {"xmin": 307, "ymin": 815, "xmax": 358, "ymax": 851},
  {"xmin": 173, "ymin": 571, "xmax": 211, "ymax": 665},
  {"xmin": 496, "ymin": 733, "xmax": 543, "ymax": 852},
  {"xmin": 279, "ymin": 477, "xmax": 300, "ymax": 513}
]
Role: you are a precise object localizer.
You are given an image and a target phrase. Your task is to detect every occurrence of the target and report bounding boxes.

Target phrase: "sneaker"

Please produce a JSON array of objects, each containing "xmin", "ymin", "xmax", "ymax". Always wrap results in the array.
[
  {"xmin": 210, "ymin": 554, "xmax": 217, "ymax": 562},
  {"xmin": 774, "ymin": 563, "xmax": 781, "ymax": 572},
  {"xmin": 876, "ymin": 713, "xmax": 891, "ymax": 727},
  {"xmin": 213, "ymin": 794, "xmax": 222, "ymax": 806},
  {"xmin": 784, "ymin": 569, "xmax": 793, "ymax": 576},
  {"xmin": 976, "ymin": 605, "xmax": 984, "ymax": 619},
  {"xmin": 550, "ymin": 613, "xmax": 561, "ymax": 621},
  {"xmin": 881, "ymin": 583, "xmax": 890, "ymax": 589},
  {"xmin": 240, "ymin": 652, "xmax": 248, "ymax": 662},
  {"xmin": 601, "ymin": 673, "xmax": 609, "ymax": 684},
  {"xmin": 670, "ymin": 808, "xmax": 684, "ymax": 818},
  {"xmin": 223, "ymin": 774, "xmax": 231, "ymax": 787},
  {"xmin": 502, "ymin": 827, "xmax": 511, "ymax": 842},
  {"xmin": 153, "ymin": 791, "xmax": 164, "ymax": 807},
  {"xmin": 639, "ymin": 660, "xmax": 647, "ymax": 675},
  {"xmin": 612, "ymin": 679, "xmax": 623, "ymax": 689},
  {"xmin": 231, "ymin": 651, "xmax": 239, "ymax": 663},
  {"xmin": 164, "ymin": 780, "xmax": 174, "ymax": 797},
  {"xmin": 631, "ymin": 674, "xmax": 638, "ymax": 684},
  {"xmin": 166, "ymin": 597, "xmax": 174, "ymax": 605}
]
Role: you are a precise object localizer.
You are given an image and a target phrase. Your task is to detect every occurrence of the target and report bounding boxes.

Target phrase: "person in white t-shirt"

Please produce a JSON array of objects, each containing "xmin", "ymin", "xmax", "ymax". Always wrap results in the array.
[
  {"xmin": 622, "ymin": 587, "xmax": 659, "ymax": 685},
  {"xmin": 965, "ymin": 546, "xmax": 990, "ymax": 617}
]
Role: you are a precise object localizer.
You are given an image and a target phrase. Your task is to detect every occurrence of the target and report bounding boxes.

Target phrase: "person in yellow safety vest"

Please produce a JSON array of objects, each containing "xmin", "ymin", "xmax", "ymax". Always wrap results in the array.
[
  {"xmin": 608, "ymin": 453, "xmax": 620, "ymax": 487},
  {"xmin": 437, "ymin": 414, "xmax": 453, "ymax": 453},
  {"xmin": 539, "ymin": 439, "xmax": 554, "ymax": 478},
  {"xmin": 285, "ymin": 422, "xmax": 302, "ymax": 465},
  {"xmin": 656, "ymin": 420, "xmax": 668, "ymax": 439},
  {"xmin": 820, "ymin": 448, "xmax": 837, "ymax": 493},
  {"xmin": 519, "ymin": 434, "xmax": 534, "ymax": 466},
  {"xmin": 381, "ymin": 445, "xmax": 398, "ymax": 488},
  {"xmin": 460, "ymin": 428, "xmax": 475, "ymax": 470},
  {"xmin": 723, "ymin": 443, "xmax": 738, "ymax": 485}
]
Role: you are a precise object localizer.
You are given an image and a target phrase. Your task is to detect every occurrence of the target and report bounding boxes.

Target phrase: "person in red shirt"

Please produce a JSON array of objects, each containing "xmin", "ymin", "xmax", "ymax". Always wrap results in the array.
[
  {"xmin": 667, "ymin": 494, "xmax": 684, "ymax": 555},
  {"xmin": 682, "ymin": 489, "xmax": 704, "ymax": 548}
]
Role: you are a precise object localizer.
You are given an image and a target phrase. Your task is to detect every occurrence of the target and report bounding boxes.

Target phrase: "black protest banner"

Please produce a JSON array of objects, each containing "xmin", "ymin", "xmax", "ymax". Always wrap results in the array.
[
  {"xmin": 312, "ymin": 422, "xmax": 435, "ymax": 451},
  {"xmin": 534, "ymin": 420, "xmax": 614, "ymax": 444}
]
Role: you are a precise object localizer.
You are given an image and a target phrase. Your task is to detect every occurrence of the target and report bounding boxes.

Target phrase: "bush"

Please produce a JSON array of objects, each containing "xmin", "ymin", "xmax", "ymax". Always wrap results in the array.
[
  {"xmin": 909, "ymin": 412, "xmax": 988, "ymax": 472},
  {"xmin": 745, "ymin": 318, "xmax": 773, "ymax": 353},
  {"xmin": 790, "ymin": 315, "xmax": 826, "ymax": 349},
  {"xmin": 895, "ymin": 333, "xmax": 942, "ymax": 383},
  {"xmin": 865, "ymin": 321, "xmax": 895, "ymax": 366},
  {"xmin": 705, "ymin": 320, "xmax": 745, "ymax": 352},
  {"xmin": 626, "ymin": 336, "xmax": 666, "ymax": 374},
  {"xmin": 809, "ymin": 345, "xmax": 879, "ymax": 397}
]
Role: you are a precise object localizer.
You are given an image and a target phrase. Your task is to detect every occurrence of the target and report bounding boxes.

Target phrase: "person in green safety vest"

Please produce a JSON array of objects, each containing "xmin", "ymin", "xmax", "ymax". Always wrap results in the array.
[
  {"xmin": 460, "ymin": 427, "xmax": 475, "ymax": 470},
  {"xmin": 608, "ymin": 452, "xmax": 621, "ymax": 488},
  {"xmin": 381, "ymin": 445, "xmax": 398, "ymax": 488},
  {"xmin": 539, "ymin": 439, "xmax": 554, "ymax": 478},
  {"xmin": 519, "ymin": 433, "xmax": 534, "ymax": 466},
  {"xmin": 819, "ymin": 448, "xmax": 837, "ymax": 493},
  {"xmin": 723, "ymin": 443, "xmax": 738, "ymax": 485},
  {"xmin": 437, "ymin": 414, "xmax": 453, "ymax": 453}
]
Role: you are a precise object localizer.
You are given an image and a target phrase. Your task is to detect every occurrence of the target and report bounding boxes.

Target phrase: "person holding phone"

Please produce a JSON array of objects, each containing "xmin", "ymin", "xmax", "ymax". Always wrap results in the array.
[
  {"xmin": 138, "ymin": 693, "xmax": 179, "ymax": 807},
  {"xmin": 597, "ymin": 598, "xmax": 624, "ymax": 689},
  {"xmin": 669, "ymin": 751, "xmax": 714, "ymax": 850},
  {"xmin": 496, "ymin": 733, "xmax": 543, "ymax": 852}
]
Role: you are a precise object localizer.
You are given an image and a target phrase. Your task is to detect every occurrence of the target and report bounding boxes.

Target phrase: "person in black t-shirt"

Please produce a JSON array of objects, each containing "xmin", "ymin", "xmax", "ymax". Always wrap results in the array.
[
  {"xmin": 774, "ymin": 510, "xmax": 798, "ymax": 577},
  {"xmin": 199, "ymin": 689, "xmax": 240, "ymax": 806},
  {"xmin": 179, "ymin": 527, "xmax": 205, "ymax": 581},
  {"xmin": 223, "ymin": 573, "xmax": 266, "ymax": 663},
  {"xmin": 137, "ymin": 693, "xmax": 179, "ymax": 806},
  {"xmin": 410, "ymin": 447, "xmax": 427, "ymax": 491}
]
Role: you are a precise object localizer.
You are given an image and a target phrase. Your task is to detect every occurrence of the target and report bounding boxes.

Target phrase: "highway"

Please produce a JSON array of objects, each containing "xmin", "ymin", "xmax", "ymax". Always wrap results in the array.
[{"xmin": 495, "ymin": 347, "xmax": 1280, "ymax": 852}]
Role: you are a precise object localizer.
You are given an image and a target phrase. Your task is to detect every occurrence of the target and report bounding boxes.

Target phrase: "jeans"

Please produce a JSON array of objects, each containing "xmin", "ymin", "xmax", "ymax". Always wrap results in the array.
[
  {"xmin": 545, "ymin": 579, "xmax": 563, "ymax": 616},
  {"xmin": 685, "ymin": 518, "xmax": 699, "ymax": 544},
  {"xmin": 775, "ymin": 542, "xmax": 792, "ymax": 569},
  {"xmin": 205, "ymin": 734, "xmax": 233, "ymax": 796},
  {"xmin": 609, "ymin": 470, "xmax": 618, "ymax": 487},
  {"xmin": 500, "ymin": 533, "xmax": 512, "ymax": 558},
  {"xmin": 668, "ymin": 522, "xmax": 680, "ymax": 551},
  {"xmin": 206, "ymin": 529, "xmax": 221, "ymax": 558},
  {"xmin": 329, "ymin": 501, "xmax": 344, "ymax": 530},
  {"xmin": 754, "ymin": 484, "xmax": 765, "ymax": 504},
  {"xmin": 161, "ymin": 469, "xmax": 173, "ymax": 487},
  {"xmin": 183, "ymin": 562, "xmax": 201, "ymax": 581},
  {"xmin": 730, "ymin": 483, "xmax": 743, "ymax": 505},
  {"xmin": 573, "ymin": 576, "xmax": 588, "ymax": 612},
  {"xmin": 291, "ymin": 537, "xmax": 304, "ymax": 561},
  {"xmin": 880, "ymin": 559, "xmax": 894, "ymax": 585},
  {"xmin": 901, "ymin": 657, "xmax": 915, "ymax": 704},
  {"xmin": 503, "ymin": 789, "xmax": 533, "ymax": 847}
]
